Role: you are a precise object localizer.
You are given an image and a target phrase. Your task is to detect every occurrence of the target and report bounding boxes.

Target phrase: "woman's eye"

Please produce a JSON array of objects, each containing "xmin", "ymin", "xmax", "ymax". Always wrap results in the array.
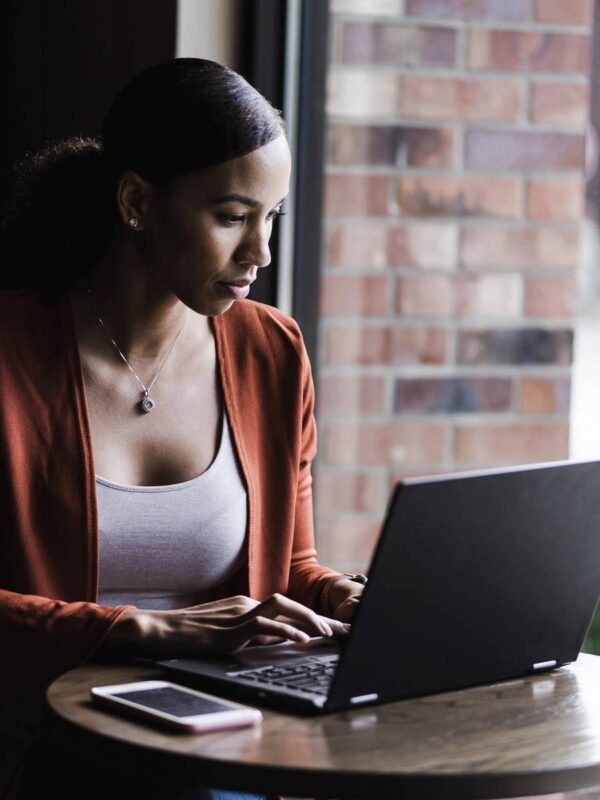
[
  {"xmin": 218, "ymin": 208, "xmax": 287, "ymax": 226},
  {"xmin": 268, "ymin": 208, "xmax": 287, "ymax": 221},
  {"xmin": 219, "ymin": 214, "xmax": 246, "ymax": 226}
]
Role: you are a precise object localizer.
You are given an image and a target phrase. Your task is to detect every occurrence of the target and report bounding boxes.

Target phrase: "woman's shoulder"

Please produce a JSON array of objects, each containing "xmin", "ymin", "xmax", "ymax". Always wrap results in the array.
[
  {"xmin": 222, "ymin": 299, "xmax": 306, "ymax": 353},
  {"xmin": 219, "ymin": 300, "xmax": 312, "ymax": 404}
]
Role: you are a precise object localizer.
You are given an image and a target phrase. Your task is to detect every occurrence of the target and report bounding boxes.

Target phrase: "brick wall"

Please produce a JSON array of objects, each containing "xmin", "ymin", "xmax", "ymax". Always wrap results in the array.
[{"xmin": 314, "ymin": 0, "xmax": 594, "ymax": 572}]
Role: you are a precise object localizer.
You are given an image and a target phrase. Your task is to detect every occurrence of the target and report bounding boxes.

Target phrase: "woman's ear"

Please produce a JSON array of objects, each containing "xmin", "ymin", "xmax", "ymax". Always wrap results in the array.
[{"xmin": 115, "ymin": 170, "xmax": 153, "ymax": 231}]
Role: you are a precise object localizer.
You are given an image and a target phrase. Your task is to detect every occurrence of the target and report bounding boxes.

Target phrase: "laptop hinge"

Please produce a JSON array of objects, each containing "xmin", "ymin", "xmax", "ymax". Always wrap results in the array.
[
  {"xmin": 350, "ymin": 693, "xmax": 378, "ymax": 705},
  {"xmin": 531, "ymin": 660, "xmax": 557, "ymax": 671}
]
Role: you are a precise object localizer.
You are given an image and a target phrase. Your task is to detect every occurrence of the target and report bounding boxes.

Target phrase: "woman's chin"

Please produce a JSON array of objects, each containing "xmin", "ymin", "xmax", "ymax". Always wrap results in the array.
[{"xmin": 189, "ymin": 298, "xmax": 236, "ymax": 317}]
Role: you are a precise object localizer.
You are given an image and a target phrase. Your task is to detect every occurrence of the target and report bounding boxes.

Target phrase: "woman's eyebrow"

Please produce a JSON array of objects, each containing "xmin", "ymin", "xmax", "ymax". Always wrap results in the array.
[{"xmin": 208, "ymin": 193, "xmax": 288, "ymax": 209}]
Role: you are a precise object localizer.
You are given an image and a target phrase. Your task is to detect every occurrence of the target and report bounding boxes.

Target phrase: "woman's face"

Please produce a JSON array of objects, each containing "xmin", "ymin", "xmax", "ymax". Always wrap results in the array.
[{"xmin": 138, "ymin": 134, "xmax": 291, "ymax": 316}]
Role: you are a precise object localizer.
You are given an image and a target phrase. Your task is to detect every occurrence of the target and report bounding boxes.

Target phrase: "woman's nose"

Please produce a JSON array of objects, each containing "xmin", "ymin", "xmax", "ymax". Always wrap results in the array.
[{"xmin": 239, "ymin": 224, "xmax": 272, "ymax": 269}]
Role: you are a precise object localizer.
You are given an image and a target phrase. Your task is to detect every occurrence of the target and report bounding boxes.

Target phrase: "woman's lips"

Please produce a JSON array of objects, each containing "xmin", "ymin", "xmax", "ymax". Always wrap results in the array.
[{"xmin": 218, "ymin": 282, "xmax": 250, "ymax": 299}]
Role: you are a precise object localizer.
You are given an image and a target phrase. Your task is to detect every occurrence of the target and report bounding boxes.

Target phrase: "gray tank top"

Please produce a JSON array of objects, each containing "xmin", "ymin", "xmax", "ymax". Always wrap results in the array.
[{"xmin": 96, "ymin": 409, "xmax": 248, "ymax": 610}]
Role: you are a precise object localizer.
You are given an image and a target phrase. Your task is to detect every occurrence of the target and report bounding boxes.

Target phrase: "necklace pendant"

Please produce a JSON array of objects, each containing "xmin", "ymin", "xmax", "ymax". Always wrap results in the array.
[{"xmin": 140, "ymin": 394, "xmax": 156, "ymax": 413}]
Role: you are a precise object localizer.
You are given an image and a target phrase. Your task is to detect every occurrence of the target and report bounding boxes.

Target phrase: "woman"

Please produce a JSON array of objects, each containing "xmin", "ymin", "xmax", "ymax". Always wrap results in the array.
[{"xmin": 0, "ymin": 59, "xmax": 365, "ymax": 799}]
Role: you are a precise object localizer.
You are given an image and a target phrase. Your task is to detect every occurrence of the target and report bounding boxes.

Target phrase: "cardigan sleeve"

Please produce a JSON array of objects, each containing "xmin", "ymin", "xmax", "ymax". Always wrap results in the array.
[
  {"xmin": 0, "ymin": 588, "xmax": 136, "ymax": 704},
  {"xmin": 285, "ymin": 334, "xmax": 342, "ymax": 614}
]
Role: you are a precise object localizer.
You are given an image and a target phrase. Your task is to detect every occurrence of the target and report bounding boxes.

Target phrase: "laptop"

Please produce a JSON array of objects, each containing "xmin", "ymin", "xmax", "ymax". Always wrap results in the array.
[{"xmin": 155, "ymin": 459, "xmax": 600, "ymax": 714}]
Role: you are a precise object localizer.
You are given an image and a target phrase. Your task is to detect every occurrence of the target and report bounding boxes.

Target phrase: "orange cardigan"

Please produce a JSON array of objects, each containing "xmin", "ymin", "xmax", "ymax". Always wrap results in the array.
[{"xmin": 0, "ymin": 292, "xmax": 340, "ymax": 792}]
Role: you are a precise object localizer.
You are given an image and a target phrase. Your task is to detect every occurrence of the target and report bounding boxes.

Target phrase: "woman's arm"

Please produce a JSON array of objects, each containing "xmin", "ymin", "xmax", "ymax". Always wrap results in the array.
[
  {"xmin": 0, "ymin": 588, "xmax": 135, "ymax": 703},
  {"xmin": 0, "ymin": 587, "xmax": 349, "ymax": 700},
  {"xmin": 94, "ymin": 593, "xmax": 350, "ymax": 659},
  {"xmin": 284, "ymin": 327, "xmax": 366, "ymax": 617}
]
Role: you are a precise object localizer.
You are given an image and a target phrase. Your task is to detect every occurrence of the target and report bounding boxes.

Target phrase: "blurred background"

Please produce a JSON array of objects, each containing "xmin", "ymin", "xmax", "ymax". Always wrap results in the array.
[{"xmin": 2, "ymin": 0, "xmax": 599, "ymax": 643}]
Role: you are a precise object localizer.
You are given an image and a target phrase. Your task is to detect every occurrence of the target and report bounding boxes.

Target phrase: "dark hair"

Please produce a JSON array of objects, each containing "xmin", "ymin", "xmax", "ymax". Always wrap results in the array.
[{"xmin": 0, "ymin": 58, "xmax": 285, "ymax": 300}]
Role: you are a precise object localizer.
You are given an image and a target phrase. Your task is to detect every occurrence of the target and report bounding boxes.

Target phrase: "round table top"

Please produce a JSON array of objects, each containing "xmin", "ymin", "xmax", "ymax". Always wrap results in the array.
[{"xmin": 46, "ymin": 653, "xmax": 600, "ymax": 800}]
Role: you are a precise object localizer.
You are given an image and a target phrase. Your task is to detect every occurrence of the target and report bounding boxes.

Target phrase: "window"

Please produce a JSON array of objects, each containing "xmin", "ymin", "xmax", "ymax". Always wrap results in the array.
[{"xmin": 313, "ymin": 0, "xmax": 595, "ymax": 600}]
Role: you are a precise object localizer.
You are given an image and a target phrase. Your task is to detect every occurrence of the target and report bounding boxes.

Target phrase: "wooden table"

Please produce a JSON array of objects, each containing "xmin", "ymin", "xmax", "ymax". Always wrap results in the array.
[{"xmin": 46, "ymin": 653, "xmax": 600, "ymax": 800}]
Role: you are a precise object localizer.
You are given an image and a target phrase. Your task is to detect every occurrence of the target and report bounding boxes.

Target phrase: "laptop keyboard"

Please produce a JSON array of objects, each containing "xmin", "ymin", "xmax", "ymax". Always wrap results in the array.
[{"xmin": 228, "ymin": 654, "xmax": 339, "ymax": 695}]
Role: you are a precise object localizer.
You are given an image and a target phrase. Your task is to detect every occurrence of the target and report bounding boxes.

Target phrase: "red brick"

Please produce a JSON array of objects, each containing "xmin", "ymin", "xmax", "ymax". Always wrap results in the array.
[
  {"xmin": 324, "ymin": 325, "xmax": 448, "ymax": 366},
  {"xmin": 326, "ymin": 223, "xmax": 388, "ymax": 267},
  {"xmin": 340, "ymin": 21, "xmax": 406, "ymax": 64},
  {"xmin": 314, "ymin": 471, "xmax": 387, "ymax": 513},
  {"xmin": 404, "ymin": 127, "xmax": 457, "ymax": 167},
  {"xmin": 394, "ymin": 377, "xmax": 513, "ymax": 413},
  {"xmin": 325, "ymin": 175, "xmax": 390, "ymax": 216},
  {"xmin": 421, "ymin": 26, "xmax": 459, "ymax": 67},
  {"xmin": 455, "ymin": 275, "xmax": 521, "ymax": 317},
  {"xmin": 466, "ymin": 130, "xmax": 585, "ymax": 171},
  {"xmin": 524, "ymin": 277, "xmax": 578, "ymax": 318},
  {"xmin": 519, "ymin": 377, "xmax": 571, "ymax": 415},
  {"xmin": 455, "ymin": 423, "xmax": 570, "ymax": 464},
  {"xmin": 400, "ymin": 75, "xmax": 522, "ymax": 122},
  {"xmin": 329, "ymin": 124, "xmax": 456, "ymax": 168},
  {"xmin": 397, "ymin": 175, "xmax": 520, "ymax": 218},
  {"xmin": 325, "ymin": 325, "xmax": 387, "ymax": 365},
  {"xmin": 469, "ymin": 29, "xmax": 590, "ymax": 73},
  {"xmin": 397, "ymin": 274, "xmax": 455, "ymax": 316},
  {"xmin": 327, "ymin": 70, "xmax": 398, "ymax": 117},
  {"xmin": 530, "ymin": 82, "xmax": 589, "ymax": 127},
  {"xmin": 460, "ymin": 226, "xmax": 580, "ymax": 268},
  {"xmin": 329, "ymin": 124, "xmax": 395, "ymax": 166},
  {"xmin": 320, "ymin": 275, "xmax": 389, "ymax": 316},
  {"xmin": 407, "ymin": 0, "xmax": 530, "ymax": 21},
  {"xmin": 387, "ymin": 327, "xmax": 448, "ymax": 363},
  {"xmin": 527, "ymin": 178, "xmax": 584, "ymax": 221},
  {"xmin": 397, "ymin": 274, "xmax": 521, "ymax": 317},
  {"xmin": 315, "ymin": 518, "xmax": 381, "ymax": 569},
  {"xmin": 340, "ymin": 22, "xmax": 456, "ymax": 67},
  {"xmin": 327, "ymin": 221, "xmax": 457, "ymax": 269},
  {"xmin": 317, "ymin": 375, "xmax": 386, "ymax": 416},
  {"xmin": 534, "ymin": 0, "xmax": 593, "ymax": 25},
  {"xmin": 387, "ymin": 223, "xmax": 457, "ymax": 268},
  {"xmin": 324, "ymin": 421, "xmax": 447, "ymax": 466}
]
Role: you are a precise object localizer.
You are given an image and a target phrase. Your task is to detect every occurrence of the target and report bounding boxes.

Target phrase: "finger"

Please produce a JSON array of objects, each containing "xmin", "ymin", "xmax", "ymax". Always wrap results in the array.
[
  {"xmin": 319, "ymin": 614, "xmax": 352, "ymax": 636},
  {"xmin": 273, "ymin": 614, "xmax": 344, "ymax": 639},
  {"xmin": 224, "ymin": 616, "xmax": 312, "ymax": 653},
  {"xmin": 268, "ymin": 615, "xmax": 351, "ymax": 640},
  {"xmin": 248, "ymin": 635, "xmax": 288, "ymax": 646},
  {"xmin": 245, "ymin": 593, "xmax": 334, "ymax": 637}
]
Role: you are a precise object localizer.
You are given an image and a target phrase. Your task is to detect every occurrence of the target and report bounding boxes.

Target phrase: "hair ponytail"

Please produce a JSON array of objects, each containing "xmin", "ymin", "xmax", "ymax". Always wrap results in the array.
[{"xmin": 0, "ymin": 137, "xmax": 114, "ymax": 301}]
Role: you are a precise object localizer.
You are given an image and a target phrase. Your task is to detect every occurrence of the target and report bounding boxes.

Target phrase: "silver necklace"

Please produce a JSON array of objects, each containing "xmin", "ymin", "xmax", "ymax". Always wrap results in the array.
[{"xmin": 87, "ymin": 288, "xmax": 188, "ymax": 413}]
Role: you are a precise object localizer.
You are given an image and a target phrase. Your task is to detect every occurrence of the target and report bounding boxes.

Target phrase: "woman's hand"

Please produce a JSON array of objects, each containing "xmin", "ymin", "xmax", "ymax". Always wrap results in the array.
[
  {"xmin": 326, "ymin": 578, "xmax": 366, "ymax": 623},
  {"xmin": 97, "ymin": 593, "xmax": 350, "ymax": 660}
]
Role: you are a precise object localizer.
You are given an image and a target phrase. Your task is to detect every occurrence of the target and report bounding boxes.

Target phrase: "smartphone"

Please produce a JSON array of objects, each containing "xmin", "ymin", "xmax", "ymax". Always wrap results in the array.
[{"xmin": 90, "ymin": 680, "xmax": 262, "ymax": 733}]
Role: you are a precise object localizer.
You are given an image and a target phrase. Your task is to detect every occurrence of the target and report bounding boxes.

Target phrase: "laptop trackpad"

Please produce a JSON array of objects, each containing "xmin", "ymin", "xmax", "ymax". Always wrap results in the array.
[{"xmin": 227, "ymin": 636, "xmax": 342, "ymax": 669}]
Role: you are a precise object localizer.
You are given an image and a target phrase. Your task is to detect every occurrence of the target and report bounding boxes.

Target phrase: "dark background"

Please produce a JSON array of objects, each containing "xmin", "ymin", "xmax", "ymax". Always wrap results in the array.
[{"xmin": 0, "ymin": 0, "xmax": 178, "ymax": 208}]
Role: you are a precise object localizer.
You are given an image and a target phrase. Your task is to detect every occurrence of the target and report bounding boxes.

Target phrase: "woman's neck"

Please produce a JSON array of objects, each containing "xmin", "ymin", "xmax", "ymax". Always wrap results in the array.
[{"xmin": 68, "ymin": 250, "xmax": 210, "ymax": 365}]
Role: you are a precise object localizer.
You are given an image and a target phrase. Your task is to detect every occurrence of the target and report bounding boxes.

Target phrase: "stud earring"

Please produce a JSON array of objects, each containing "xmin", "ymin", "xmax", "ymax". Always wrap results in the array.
[{"xmin": 128, "ymin": 217, "xmax": 140, "ymax": 228}]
